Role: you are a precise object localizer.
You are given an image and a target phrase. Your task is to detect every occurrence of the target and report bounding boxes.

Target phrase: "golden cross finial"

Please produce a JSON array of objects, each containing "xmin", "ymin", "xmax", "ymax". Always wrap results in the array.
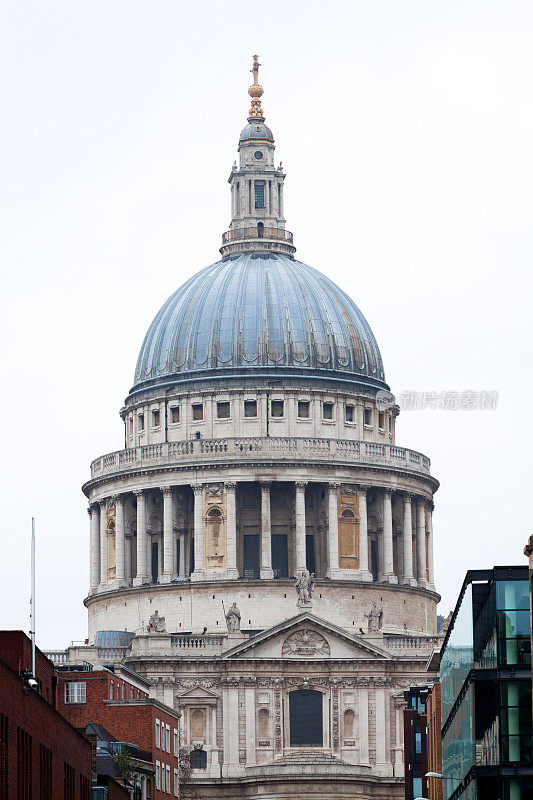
[{"xmin": 248, "ymin": 54, "xmax": 264, "ymax": 119}]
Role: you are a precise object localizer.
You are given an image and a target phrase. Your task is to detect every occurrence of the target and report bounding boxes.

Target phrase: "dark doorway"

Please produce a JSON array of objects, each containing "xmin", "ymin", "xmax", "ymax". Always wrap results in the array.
[
  {"xmin": 151, "ymin": 542, "xmax": 159, "ymax": 584},
  {"xmin": 289, "ymin": 690, "xmax": 323, "ymax": 746},
  {"xmin": 176, "ymin": 538, "xmax": 181, "ymax": 576},
  {"xmin": 243, "ymin": 534, "xmax": 260, "ymax": 579},
  {"xmin": 271, "ymin": 534, "xmax": 288, "ymax": 578},
  {"xmin": 371, "ymin": 539, "xmax": 379, "ymax": 581},
  {"xmin": 306, "ymin": 535, "xmax": 316, "ymax": 575}
]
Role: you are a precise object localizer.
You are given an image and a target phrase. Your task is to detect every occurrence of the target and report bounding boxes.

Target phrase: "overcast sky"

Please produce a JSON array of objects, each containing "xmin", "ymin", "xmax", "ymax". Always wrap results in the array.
[{"xmin": 1, "ymin": 1, "xmax": 532, "ymax": 648}]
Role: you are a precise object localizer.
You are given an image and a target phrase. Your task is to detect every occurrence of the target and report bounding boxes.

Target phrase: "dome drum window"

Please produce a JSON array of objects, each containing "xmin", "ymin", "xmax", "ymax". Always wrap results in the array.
[
  {"xmin": 244, "ymin": 400, "xmax": 257, "ymax": 418},
  {"xmin": 151, "ymin": 409, "xmax": 160, "ymax": 428},
  {"xmin": 217, "ymin": 401, "xmax": 230, "ymax": 419},
  {"xmin": 322, "ymin": 402, "xmax": 334, "ymax": 421},
  {"xmin": 271, "ymin": 400, "xmax": 284, "ymax": 418},
  {"xmin": 192, "ymin": 403, "xmax": 204, "ymax": 422},
  {"xmin": 298, "ymin": 401, "xmax": 310, "ymax": 418},
  {"xmin": 345, "ymin": 404, "xmax": 355, "ymax": 423},
  {"xmin": 364, "ymin": 408, "xmax": 372, "ymax": 427},
  {"xmin": 170, "ymin": 406, "xmax": 180, "ymax": 424}
]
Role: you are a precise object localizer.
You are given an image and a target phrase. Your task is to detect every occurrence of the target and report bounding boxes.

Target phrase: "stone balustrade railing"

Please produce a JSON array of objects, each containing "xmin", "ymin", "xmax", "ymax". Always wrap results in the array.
[
  {"xmin": 45, "ymin": 650, "xmax": 69, "ymax": 665},
  {"xmin": 383, "ymin": 635, "xmax": 441, "ymax": 651},
  {"xmin": 90, "ymin": 436, "xmax": 431, "ymax": 479},
  {"xmin": 128, "ymin": 633, "xmax": 225, "ymax": 658}
]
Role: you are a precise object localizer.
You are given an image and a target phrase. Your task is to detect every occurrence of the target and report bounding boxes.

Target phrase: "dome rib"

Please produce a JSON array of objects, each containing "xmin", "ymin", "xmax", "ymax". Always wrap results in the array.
[{"xmin": 132, "ymin": 253, "xmax": 388, "ymax": 396}]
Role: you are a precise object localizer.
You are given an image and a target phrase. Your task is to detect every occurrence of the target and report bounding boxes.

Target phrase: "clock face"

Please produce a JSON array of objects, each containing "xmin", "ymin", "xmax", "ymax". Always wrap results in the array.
[{"xmin": 254, "ymin": 150, "xmax": 263, "ymax": 159}]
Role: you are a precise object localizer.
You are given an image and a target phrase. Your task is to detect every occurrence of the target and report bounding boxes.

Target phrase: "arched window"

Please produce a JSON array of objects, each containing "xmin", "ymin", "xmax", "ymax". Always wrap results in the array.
[
  {"xmin": 344, "ymin": 708, "xmax": 355, "ymax": 739},
  {"xmin": 189, "ymin": 749, "xmax": 207, "ymax": 770},
  {"xmin": 190, "ymin": 708, "xmax": 206, "ymax": 740},
  {"xmin": 341, "ymin": 508, "xmax": 355, "ymax": 519},
  {"xmin": 257, "ymin": 708, "xmax": 270, "ymax": 738},
  {"xmin": 289, "ymin": 690, "xmax": 323, "ymax": 747},
  {"xmin": 257, "ymin": 221, "xmax": 264, "ymax": 237},
  {"xmin": 339, "ymin": 505, "xmax": 359, "ymax": 570}
]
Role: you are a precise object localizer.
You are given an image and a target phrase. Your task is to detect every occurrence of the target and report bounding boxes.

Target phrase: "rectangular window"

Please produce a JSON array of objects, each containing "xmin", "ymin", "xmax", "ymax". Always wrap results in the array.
[
  {"xmin": 64, "ymin": 681, "xmax": 86, "ymax": 703},
  {"xmin": 152, "ymin": 409, "xmax": 161, "ymax": 427},
  {"xmin": 388, "ymin": 416, "xmax": 392, "ymax": 432},
  {"xmin": 174, "ymin": 767, "xmax": 179, "ymax": 796},
  {"xmin": 79, "ymin": 774, "xmax": 91, "ymax": 800},
  {"xmin": 345, "ymin": 405, "xmax": 354, "ymax": 422},
  {"xmin": 155, "ymin": 719, "xmax": 161, "ymax": 749},
  {"xmin": 170, "ymin": 406, "xmax": 180, "ymax": 424},
  {"xmin": 271, "ymin": 400, "xmax": 284, "ymax": 418},
  {"xmin": 192, "ymin": 403, "xmax": 203, "ymax": 421},
  {"xmin": 17, "ymin": 726, "xmax": 32, "ymax": 800},
  {"xmin": 166, "ymin": 764, "xmax": 171, "ymax": 793},
  {"xmin": 364, "ymin": 408, "xmax": 372, "ymax": 426},
  {"xmin": 165, "ymin": 723, "xmax": 170, "ymax": 753},
  {"xmin": 64, "ymin": 762, "xmax": 75, "ymax": 800},
  {"xmin": 155, "ymin": 761, "xmax": 161, "ymax": 790},
  {"xmin": 121, "ymin": 682, "xmax": 125, "ymax": 699},
  {"xmin": 298, "ymin": 401, "xmax": 310, "ymax": 418},
  {"xmin": 138, "ymin": 413, "xmax": 145, "ymax": 431},
  {"xmin": 217, "ymin": 401, "xmax": 230, "ymax": 419},
  {"xmin": 173, "ymin": 728, "xmax": 178, "ymax": 757},
  {"xmin": 244, "ymin": 400, "xmax": 257, "ymax": 417},
  {"xmin": 254, "ymin": 181, "xmax": 265, "ymax": 209},
  {"xmin": 39, "ymin": 744, "xmax": 53, "ymax": 800},
  {"xmin": 322, "ymin": 402, "xmax": 334, "ymax": 420},
  {"xmin": 378, "ymin": 411, "xmax": 385, "ymax": 429},
  {"xmin": 0, "ymin": 715, "xmax": 7, "ymax": 800}
]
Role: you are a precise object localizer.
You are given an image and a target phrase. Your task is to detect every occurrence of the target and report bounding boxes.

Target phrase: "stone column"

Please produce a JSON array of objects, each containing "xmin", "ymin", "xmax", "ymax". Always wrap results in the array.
[
  {"xmin": 416, "ymin": 499, "xmax": 428, "ymax": 588},
  {"xmin": 294, "ymin": 482, "xmax": 307, "ymax": 573},
  {"xmin": 401, "ymin": 494, "xmax": 416, "ymax": 586},
  {"xmin": 160, "ymin": 487, "xmax": 176, "ymax": 583},
  {"xmin": 114, "ymin": 495, "xmax": 126, "ymax": 588},
  {"xmin": 326, "ymin": 483, "xmax": 341, "ymax": 579},
  {"xmin": 245, "ymin": 687, "xmax": 256, "ymax": 766},
  {"xmin": 358, "ymin": 485, "xmax": 372, "ymax": 581},
  {"xmin": 191, "ymin": 485, "xmax": 205, "ymax": 580},
  {"xmin": 225, "ymin": 482, "xmax": 239, "ymax": 578},
  {"xmin": 375, "ymin": 687, "xmax": 390, "ymax": 772},
  {"xmin": 427, "ymin": 502, "xmax": 435, "ymax": 590},
  {"xmin": 260, "ymin": 482, "xmax": 274, "ymax": 579},
  {"xmin": 133, "ymin": 490, "xmax": 148, "ymax": 586},
  {"xmin": 358, "ymin": 688, "xmax": 370, "ymax": 766},
  {"xmin": 393, "ymin": 698, "xmax": 404, "ymax": 777},
  {"xmin": 381, "ymin": 490, "xmax": 397, "ymax": 583},
  {"xmin": 124, "ymin": 534, "xmax": 132, "ymax": 584},
  {"xmin": 99, "ymin": 500, "xmax": 108, "ymax": 587},
  {"xmin": 89, "ymin": 505, "xmax": 100, "ymax": 592}
]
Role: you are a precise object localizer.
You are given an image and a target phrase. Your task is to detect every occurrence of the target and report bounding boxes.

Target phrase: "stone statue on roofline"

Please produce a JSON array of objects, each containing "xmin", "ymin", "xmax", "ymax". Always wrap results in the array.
[
  {"xmin": 225, "ymin": 602, "xmax": 241, "ymax": 633},
  {"xmin": 148, "ymin": 610, "xmax": 166, "ymax": 633},
  {"xmin": 295, "ymin": 568, "xmax": 314, "ymax": 606}
]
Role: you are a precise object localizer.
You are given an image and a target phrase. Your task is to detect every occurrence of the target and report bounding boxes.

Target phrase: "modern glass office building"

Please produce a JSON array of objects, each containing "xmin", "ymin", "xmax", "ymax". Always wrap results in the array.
[{"xmin": 441, "ymin": 567, "xmax": 533, "ymax": 800}]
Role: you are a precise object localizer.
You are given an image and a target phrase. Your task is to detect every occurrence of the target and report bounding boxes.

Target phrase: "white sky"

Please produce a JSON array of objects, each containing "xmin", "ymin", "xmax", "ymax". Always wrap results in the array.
[{"xmin": 1, "ymin": 1, "xmax": 532, "ymax": 648}]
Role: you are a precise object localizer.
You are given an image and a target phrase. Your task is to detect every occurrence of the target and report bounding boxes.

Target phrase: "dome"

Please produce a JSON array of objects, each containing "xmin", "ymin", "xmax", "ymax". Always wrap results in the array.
[
  {"xmin": 131, "ymin": 253, "xmax": 387, "ymax": 397},
  {"xmin": 239, "ymin": 121, "xmax": 274, "ymax": 144}
]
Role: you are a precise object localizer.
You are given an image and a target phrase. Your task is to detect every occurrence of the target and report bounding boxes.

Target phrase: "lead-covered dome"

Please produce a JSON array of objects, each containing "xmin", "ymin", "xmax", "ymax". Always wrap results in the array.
[{"xmin": 131, "ymin": 252, "xmax": 387, "ymax": 397}]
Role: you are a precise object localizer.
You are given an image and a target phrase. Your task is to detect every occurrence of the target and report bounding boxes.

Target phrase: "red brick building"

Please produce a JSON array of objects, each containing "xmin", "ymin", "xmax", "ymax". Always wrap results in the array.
[
  {"xmin": 56, "ymin": 667, "xmax": 180, "ymax": 799},
  {"xmin": 426, "ymin": 683, "xmax": 443, "ymax": 800},
  {"xmin": 0, "ymin": 630, "xmax": 93, "ymax": 800}
]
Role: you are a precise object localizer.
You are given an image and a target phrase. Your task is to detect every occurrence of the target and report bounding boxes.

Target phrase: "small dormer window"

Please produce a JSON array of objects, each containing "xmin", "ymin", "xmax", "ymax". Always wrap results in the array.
[{"xmin": 255, "ymin": 181, "xmax": 265, "ymax": 209}]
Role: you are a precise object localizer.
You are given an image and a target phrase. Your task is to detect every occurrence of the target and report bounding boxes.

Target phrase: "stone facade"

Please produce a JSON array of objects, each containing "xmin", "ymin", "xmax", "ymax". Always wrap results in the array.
[{"xmin": 76, "ymin": 59, "xmax": 441, "ymax": 799}]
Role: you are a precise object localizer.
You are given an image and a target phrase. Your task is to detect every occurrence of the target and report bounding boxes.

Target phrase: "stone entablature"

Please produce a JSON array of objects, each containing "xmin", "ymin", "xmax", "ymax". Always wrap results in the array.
[{"xmin": 89, "ymin": 437, "xmax": 430, "ymax": 480}]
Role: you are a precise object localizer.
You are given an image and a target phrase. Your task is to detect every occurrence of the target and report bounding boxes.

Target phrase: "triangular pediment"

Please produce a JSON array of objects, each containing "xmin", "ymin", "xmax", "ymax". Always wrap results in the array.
[
  {"xmin": 222, "ymin": 613, "xmax": 390, "ymax": 660},
  {"xmin": 177, "ymin": 685, "xmax": 219, "ymax": 702}
]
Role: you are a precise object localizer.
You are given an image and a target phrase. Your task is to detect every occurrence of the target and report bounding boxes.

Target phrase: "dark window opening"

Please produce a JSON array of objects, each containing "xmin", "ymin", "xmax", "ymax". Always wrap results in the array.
[
  {"xmin": 388, "ymin": 416, "xmax": 392, "ymax": 432},
  {"xmin": 243, "ymin": 534, "xmax": 260, "ymax": 580},
  {"xmin": 190, "ymin": 749, "xmax": 207, "ymax": 770},
  {"xmin": 244, "ymin": 400, "xmax": 257, "ymax": 417},
  {"xmin": 271, "ymin": 534, "xmax": 288, "ymax": 579},
  {"xmin": 323, "ymin": 402, "xmax": 334, "ymax": 420},
  {"xmin": 289, "ymin": 690, "xmax": 323, "ymax": 746},
  {"xmin": 138, "ymin": 413, "xmax": 144, "ymax": 431},
  {"xmin": 378, "ymin": 411, "xmax": 385, "ymax": 429},
  {"xmin": 271, "ymin": 400, "xmax": 284, "ymax": 417},
  {"xmin": 151, "ymin": 542, "xmax": 159, "ymax": 584},
  {"xmin": 192, "ymin": 403, "xmax": 203, "ymax": 421},
  {"xmin": 257, "ymin": 221, "xmax": 264, "ymax": 237},
  {"xmin": 152, "ymin": 409, "xmax": 160, "ymax": 427},
  {"xmin": 364, "ymin": 408, "xmax": 372, "ymax": 426},
  {"xmin": 255, "ymin": 181, "xmax": 265, "ymax": 209},
  {"xmin": 345, "ymin": 405, "xmax": 354, "ymax": 422},
  {"xmin": 306, "ymin": 535, "xmax": 316, "ymax": 575},
  {"xmin": 217, "ymin": 401, "xmax": 230, "ymax": 419},
  {"xmin": 170, "ymin": 406, "xmax": 180, "ymax": 424},
  {"xmin": 298, "ymin": 401, "xmax": 310, "ymax": 418}
]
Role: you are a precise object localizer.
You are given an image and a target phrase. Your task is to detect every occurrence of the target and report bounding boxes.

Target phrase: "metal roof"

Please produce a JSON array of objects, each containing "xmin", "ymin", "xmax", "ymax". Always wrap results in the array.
[{"xmin": 132, "ymin": 252, "xmax": 387, "ymax": 395}]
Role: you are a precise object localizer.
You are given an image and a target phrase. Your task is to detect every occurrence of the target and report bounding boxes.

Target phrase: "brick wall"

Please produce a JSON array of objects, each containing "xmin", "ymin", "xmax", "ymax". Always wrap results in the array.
[
  {"xmin": 426, "ymin": 683, "xmax": 443, "ymax": 800},
  {"xmin": 0, "ymin": 649, "xmax": 92, "ymax": 800},
  {"xmin": 57, "ymin": 669, "xmax": 179, "ymax": 799},
  {"xmin": 0, "ymin": 630, "xmax": 55, "ymax": 704}
]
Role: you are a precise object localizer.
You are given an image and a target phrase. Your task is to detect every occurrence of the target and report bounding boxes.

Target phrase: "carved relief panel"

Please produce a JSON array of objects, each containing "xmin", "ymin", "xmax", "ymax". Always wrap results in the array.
[
  {"xmin": 338, "ymin": 493, "xmax": 359, "ymax": 570},
  {"xmin": 281, "ymin": 629, "xmax": 331, "ymax": 657},
  {"xmin": 203, "ymin": 489, "xmax": 226, "ymax": 571}
]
